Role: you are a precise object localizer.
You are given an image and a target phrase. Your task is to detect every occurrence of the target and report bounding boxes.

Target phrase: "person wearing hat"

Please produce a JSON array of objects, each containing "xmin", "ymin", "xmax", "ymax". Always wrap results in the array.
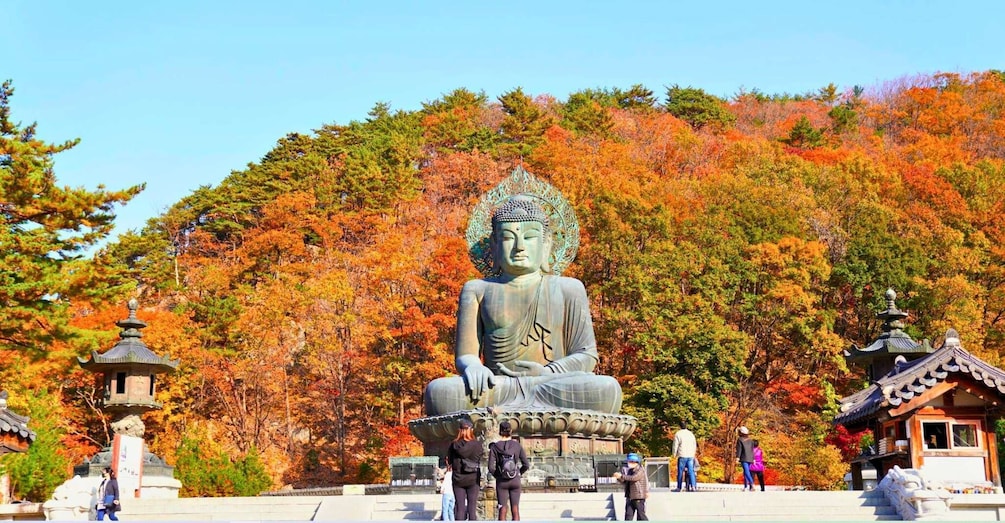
[
  {"xmin": 488, "ymin": 421, "xmax": 530, "ymax": 520},
  {"xmin": 448, "ymin": 419, "xmax": 484, "ymax": 520},
  {"xmin": 736, "ymin": 426, "xmax": 755, "ymax": 491},
  {"xmin": 613, "ymin": 452, "xmax": 648, "ymax": 520}
]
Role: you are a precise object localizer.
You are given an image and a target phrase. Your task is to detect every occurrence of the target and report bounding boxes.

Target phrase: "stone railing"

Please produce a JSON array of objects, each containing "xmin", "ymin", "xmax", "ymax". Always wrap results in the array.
[
  {"xmin": 878, "ymin": 466, "xmax": 951, "ymax": 520},
  {"xmin": 0, "ymin": 501, "xmax": 44, "ymax": 520}
]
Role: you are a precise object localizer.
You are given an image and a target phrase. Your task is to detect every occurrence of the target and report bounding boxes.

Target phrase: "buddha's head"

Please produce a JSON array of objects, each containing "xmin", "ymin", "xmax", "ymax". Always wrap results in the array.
[{"xmin": 491, "ymin": 196, "xmax": 553, "ymax": 276}]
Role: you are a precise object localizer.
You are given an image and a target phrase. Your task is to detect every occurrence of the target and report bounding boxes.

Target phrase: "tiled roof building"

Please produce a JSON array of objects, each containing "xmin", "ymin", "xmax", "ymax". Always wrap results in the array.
[{"xmin": 837, "ymin": 291, "xmax": 1005, "ymax": 490}]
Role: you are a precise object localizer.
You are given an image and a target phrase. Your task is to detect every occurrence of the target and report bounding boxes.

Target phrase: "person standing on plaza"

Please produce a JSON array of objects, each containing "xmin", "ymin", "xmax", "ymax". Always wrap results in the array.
[
  {"xmin": 750, "ymin": 440, "xmax": 766, "ymax": 491},
  {"xmin": 613, "ymin": 452, "xmax": 649, "ymax": 520},
  {"xmin": 488, "ymin": 421, "xmax": 530, "ymax": 520},
  {"xmin": 448, "ymin": 419, "xmax": 483, "ymax": 520},
  {"xmin": 672, "ymin": 421, "xmax": 697, "ymax": 492},
  {"xmin": 440, "ymin": 463, "xmax": 455, "ymax": 521},
  {"xmin": 736, "ymin": 426, "xmax": 755, "ymax": 491},
  {"xmin": 95, "ymin": 467, "xmax": 120, "ymax": 521}
]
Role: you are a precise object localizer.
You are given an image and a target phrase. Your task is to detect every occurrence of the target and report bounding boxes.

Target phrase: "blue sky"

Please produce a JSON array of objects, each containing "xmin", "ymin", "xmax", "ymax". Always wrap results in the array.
[{"xmin": 5, "ymin": 1, "xmax": 1004, "ymax": 245}]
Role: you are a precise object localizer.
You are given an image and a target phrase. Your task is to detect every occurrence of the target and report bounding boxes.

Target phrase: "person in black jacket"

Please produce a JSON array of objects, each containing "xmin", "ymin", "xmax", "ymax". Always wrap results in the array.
[
  {"xmin": 96, "ymin": 467, "xmax": 120, "ymax": 521},
  {"xmin": 447, "ymin": 418, "xmax": 483, "ymax": 520},
  {"xmin": 736, "ymin": 426, "xmax": 755, "ymax": 491},
  {"xmin": 488, "ymin": 421, "xmax": 529, "ymax": 520}
]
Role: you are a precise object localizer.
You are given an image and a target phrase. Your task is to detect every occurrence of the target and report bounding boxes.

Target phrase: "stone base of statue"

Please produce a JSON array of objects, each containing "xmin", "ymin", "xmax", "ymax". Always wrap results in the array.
[{"xmin": 408, "ymin": 408, "xmax": 636, "ymax": 483}]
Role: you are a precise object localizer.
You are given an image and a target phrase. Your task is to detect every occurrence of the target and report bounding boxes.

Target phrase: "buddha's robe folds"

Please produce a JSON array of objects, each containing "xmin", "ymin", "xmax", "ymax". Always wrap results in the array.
[{"xmin": 424, "ymin": 275, "xmax": 623, "ymax": 416}]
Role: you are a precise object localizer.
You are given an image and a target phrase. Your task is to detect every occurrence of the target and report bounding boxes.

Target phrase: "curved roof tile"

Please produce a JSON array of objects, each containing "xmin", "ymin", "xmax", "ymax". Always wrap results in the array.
[
  {"xmin": 78, "ymin": 337, "xmax": 180, "ymax": 373},
  {"xmin": 0, "ymin": 392, "xmax": 36, "ymax": 447},
  {"xmin": 78, "ymin": 300, "xmax": 179, "ymax": 373},
  {"xmin": 835, "ymin": 344, "xmax": 1005, "ymax": 426}
]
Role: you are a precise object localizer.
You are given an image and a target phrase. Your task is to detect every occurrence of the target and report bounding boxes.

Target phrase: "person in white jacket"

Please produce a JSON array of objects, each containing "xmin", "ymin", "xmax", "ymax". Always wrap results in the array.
[
  {"xmin": 672, "ymin": 422, "xmax": 697, "ymax": 491},
  {"xmin": 440, "ymin": 464, "xmax": 455, "ymax": 521}
]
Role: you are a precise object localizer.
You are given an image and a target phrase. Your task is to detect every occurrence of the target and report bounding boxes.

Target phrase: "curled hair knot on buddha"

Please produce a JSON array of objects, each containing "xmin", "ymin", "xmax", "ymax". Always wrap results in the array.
[{"xmin": 491, "ymin": 195, "xmax": 551, "ymax": 233}]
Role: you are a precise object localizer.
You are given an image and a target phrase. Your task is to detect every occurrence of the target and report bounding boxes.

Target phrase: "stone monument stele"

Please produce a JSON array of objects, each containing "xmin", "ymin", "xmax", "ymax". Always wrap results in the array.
[{"xmin": 409, "ymin": 167, "xmax": 636, "ymax": 478}]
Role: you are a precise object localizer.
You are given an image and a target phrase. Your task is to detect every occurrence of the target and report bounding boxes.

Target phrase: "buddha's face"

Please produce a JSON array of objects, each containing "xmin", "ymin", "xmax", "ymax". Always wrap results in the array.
[{"xmin": 494, "ymin": 221, "xmax": 549, "ymax": 276}]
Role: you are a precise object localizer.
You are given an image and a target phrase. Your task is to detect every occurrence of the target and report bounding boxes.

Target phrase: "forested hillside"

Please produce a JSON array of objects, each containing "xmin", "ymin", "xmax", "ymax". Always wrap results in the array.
[{"xmin": 3, "ymin": 71, "xmax": 1005, "ymax": 497}]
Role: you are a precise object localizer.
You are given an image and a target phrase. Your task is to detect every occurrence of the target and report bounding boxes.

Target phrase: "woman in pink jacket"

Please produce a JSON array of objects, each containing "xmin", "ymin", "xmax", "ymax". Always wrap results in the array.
[{"xmin": 750, "ymin": 440, "xmax": 766, "ymax": 492}]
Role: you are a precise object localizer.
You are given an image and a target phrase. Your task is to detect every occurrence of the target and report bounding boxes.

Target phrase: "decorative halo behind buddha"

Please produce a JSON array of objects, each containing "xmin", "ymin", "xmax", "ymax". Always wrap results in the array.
[{"xmin": 466, "ymin": 166, "xmax": 580, "ymax": 277}]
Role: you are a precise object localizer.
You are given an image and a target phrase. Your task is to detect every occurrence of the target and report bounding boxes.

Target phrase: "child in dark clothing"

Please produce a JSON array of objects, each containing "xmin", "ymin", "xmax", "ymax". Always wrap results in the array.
[{"xmin": 614, "ymin": 453, "xmax": 648, "ymax": 520}]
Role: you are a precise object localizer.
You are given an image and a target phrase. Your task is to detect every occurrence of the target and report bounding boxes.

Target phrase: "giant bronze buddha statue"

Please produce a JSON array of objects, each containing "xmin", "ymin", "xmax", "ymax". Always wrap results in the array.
[
  {"xmin": 410, "ymin": 167, "xmax": 635, "ymax": 461},
  {"xmin": 423, "ymin": 195, "xmax": 623, "ymax": 416}
]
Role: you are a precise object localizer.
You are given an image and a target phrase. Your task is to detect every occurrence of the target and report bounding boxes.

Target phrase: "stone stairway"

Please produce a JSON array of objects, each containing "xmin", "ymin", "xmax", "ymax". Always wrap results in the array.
[
  {"xmin": 353, "ymin": 492, "xmax": 614, "ymax": 520},
  {"xmin": 363, "ymin": 494, "xmax": 441, "ymax": 521},
  {"xmin": 112, "ymin": 489, "xmax": 902, "ymax": 521},
  {"xmin": 642, "ymin": 490, "xmax": 900, "ymax": 521},
  {"xmin": 517, "ymin": 492, "xmax": 615, "ymax": 520},
  {"xmin": 116, "ymin": 495, "xmax": 326, "ymax": 520}
]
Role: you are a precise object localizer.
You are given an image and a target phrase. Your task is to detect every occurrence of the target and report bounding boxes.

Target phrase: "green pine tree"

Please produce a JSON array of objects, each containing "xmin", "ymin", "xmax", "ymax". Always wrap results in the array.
[
  {"xmin": 664, "ymin": 85, "xmax": 736, "ymax": 130},
  {"xmin": 498, "ymin": 88, "xmax": 554, "ymax": 157},
  {"xmin": 0, "ymin": 80, "xmax": 142, "ymax": 353},
  {"xmin": 784, "ymin": 116, "xmax": 826, "ymax": 148},
  {"xmin": 174, "ymin": 429, "xmax": 273, "ymax": 497}
]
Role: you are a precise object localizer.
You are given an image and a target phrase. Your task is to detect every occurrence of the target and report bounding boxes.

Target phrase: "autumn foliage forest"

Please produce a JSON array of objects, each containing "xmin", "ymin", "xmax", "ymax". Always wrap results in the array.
[{"xmin": 3, "ymin": 70, "xmax": 1005, "ymax": 498}]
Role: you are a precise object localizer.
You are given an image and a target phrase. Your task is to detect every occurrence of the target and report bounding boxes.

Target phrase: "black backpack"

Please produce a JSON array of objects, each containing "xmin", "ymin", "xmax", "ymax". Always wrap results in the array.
[{"xmin": 494, "ymin": 440, "xmax": 519, "ymax": 480}]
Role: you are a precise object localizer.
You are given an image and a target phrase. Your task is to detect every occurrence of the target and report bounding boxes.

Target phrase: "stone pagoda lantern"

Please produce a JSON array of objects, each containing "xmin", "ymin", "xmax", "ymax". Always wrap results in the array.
[
  {"xmin": 845, "ymin": 288, "xmax": 934, "ymax": 382},
  {"xmin": 72, "ymin": 299, "xmax": 181, "ymax": 494},
  {"xmin": 78, "ymin": 299, "xmax": 178, "ymax": 435}
]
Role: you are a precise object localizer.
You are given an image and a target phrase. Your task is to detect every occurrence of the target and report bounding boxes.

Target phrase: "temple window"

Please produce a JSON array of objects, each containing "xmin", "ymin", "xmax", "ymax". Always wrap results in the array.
[
  {"xmin": 923, "ymin": 420, "xmax": 981, "ymax": 449},
  {"xmin": 115, "ymin": 372, "xmax": 126, "ymax": 394},
  {"xmin": 952, "ymin": 423, "xmax": 979, "ymax": 448},
  {"xmin": 923, "ymin": 422, "xmax": 949, "ymax": 449}
]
